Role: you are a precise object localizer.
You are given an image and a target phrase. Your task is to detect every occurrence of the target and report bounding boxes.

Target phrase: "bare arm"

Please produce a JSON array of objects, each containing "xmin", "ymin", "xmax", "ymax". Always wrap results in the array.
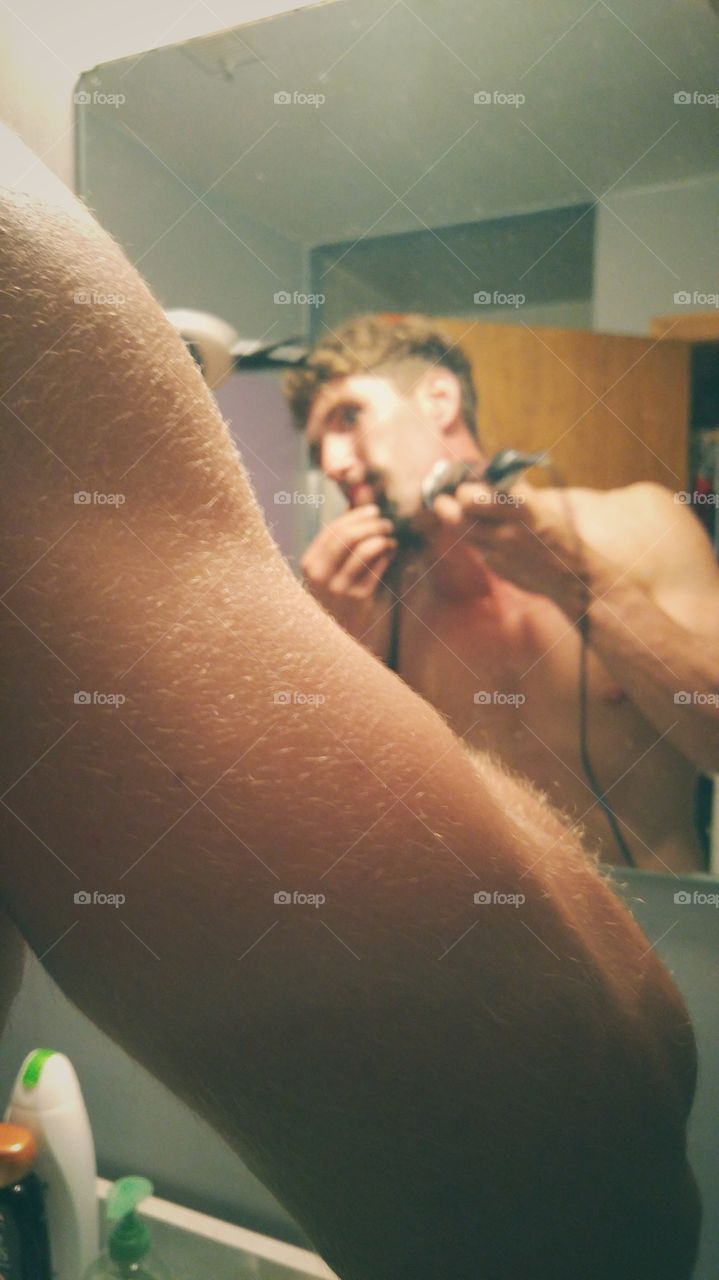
[
  {"xmin": 0, "ymin": 128, "xmax": 701, "ymax": 1280},
  {"xmin": 580, "ymin": 484, "xmax": 719, "ymax": 773},
  {"xmin": 446, "ymin": 478, "xmax": 719, "ymax": 772}
]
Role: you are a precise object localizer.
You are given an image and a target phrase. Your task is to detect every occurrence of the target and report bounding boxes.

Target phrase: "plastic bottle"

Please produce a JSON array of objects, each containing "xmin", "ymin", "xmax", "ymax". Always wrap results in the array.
[
  {"xmin": 82, "ymin": 1177, "xmax": 172, "ymax": 1279},
  {"xmin": 4, "ymin": 1048, "xmax": 98, "ymax": 1279},
  {"xmin": 0, "ymin": 1122, "xmax": 52, "ymax": 1279}
]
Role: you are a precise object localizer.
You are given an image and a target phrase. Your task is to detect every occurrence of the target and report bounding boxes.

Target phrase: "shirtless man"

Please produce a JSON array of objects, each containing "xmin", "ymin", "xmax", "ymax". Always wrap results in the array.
[
  {"xmin": 290, "ymin": 315, "xmax": 719, "ymax": 874},
  {"xmin": 0, "ymin": 126, "xmax": 702, "ymax": 1279}
]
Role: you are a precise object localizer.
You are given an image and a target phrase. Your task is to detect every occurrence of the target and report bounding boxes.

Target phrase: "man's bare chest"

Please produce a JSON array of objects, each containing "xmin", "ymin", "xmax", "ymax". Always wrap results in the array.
[{"xmin": 393, "ymin": 571, "xmax": 627, "ymax": 748}]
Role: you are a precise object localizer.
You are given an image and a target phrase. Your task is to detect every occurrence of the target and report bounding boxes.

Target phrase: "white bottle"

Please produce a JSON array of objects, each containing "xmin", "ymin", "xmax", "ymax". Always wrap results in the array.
[{"xmin": 4, "ymin": 1049, "xmax": 99, "ymax": 1280}]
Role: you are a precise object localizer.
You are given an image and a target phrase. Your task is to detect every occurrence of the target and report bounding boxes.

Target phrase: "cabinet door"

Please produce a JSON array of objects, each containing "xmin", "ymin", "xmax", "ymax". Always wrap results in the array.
[{"xmin": 438, "ymin": 319, "xmax": 690, "ymax": 490}]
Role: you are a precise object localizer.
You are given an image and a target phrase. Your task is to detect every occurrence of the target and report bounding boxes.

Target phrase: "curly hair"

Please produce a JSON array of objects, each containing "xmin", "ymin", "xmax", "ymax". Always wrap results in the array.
[{"xmin": 283, "ymin": 313, "xmax": 478, "ymax": 437}]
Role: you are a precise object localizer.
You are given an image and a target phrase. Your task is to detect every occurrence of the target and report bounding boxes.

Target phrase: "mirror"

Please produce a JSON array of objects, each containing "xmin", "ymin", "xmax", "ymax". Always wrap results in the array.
[{"xmin": 75, "ymin": 0, "xmax": 719, "ymax": 879}]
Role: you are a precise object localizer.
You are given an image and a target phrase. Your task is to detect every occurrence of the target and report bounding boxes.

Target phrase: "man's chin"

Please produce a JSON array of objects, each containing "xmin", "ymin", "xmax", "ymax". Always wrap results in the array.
[{"xmin": 371, "ymin": 489, "xmax": 430, "ymax": 549}]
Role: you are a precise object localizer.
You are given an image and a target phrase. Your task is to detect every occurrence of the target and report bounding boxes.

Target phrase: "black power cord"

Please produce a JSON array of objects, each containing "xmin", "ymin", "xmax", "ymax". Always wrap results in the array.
[
  {"xmin": 386, "ymin": 453, "xmax": 636, "ymax": 866},
  {"xmin": 548, "ymin": 468, "xmax": 636, "ymax": 868}
]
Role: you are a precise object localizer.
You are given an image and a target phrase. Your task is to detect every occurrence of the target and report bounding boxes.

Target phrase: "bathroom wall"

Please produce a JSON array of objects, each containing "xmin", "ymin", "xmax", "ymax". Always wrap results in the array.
[
  {"xmin": 215, "ymin": 373, "xmax": 311, "ymax": 573},
  {"xmin": 78, "ymin": 108, "xmax": 308, "ymax": 341},
  {"xmin": 309, "ymin": 174, "xmax": 719, "ymax": 341},
  {"xmin": 309, "ymin": 203, "xmax": 596, "ymax": 332},
  {"xmin": 0, "ymin": 0, "xmax": 305, "ymax": 189},
  {"xmin": 74, "ymin": 118, "xmax": 310, "ymax": 558},
  {"xmin": 593, "ymin": 171, "xmax": 719, "ymax": 336}
]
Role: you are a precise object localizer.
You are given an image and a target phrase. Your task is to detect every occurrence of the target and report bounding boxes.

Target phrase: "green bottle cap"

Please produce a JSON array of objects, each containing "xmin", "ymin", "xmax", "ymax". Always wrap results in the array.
[
  {"xmin": 106, "ymin": 1176, "xmax": 154, "ymax": 1264},
  {"xmin": 21, "ymin": 1049, "xmax": 56, "ymax": 1089}
]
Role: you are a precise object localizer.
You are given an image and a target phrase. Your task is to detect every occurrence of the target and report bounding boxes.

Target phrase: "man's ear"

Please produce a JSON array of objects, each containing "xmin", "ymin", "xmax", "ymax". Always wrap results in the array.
[{"xmin": 414, "ymin": 368, "xmax": 462, "ymax": 435}]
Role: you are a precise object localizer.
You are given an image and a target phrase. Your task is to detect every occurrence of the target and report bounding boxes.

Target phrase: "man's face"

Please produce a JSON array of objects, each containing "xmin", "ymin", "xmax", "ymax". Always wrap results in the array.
[{"xmin": 305, "ymin": 371, "xmax": 452, "ymax": 522}]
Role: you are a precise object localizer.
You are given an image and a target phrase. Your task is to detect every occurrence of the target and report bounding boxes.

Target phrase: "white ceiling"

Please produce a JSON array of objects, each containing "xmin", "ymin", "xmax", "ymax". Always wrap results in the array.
[{"xmin": 81, "ymin": 0, "xmax": 719, "ymax": 248}]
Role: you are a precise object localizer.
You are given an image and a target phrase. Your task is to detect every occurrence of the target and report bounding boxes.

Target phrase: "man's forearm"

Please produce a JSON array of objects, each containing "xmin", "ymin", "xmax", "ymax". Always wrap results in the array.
[{"xmin": 572, "ymin": 572, "xmax": 719, "ymax": 772}]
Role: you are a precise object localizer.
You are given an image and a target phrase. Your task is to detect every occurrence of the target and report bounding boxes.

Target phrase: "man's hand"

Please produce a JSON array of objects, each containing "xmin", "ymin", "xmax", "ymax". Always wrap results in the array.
[
  {"xmin": 433, "ymin": 480, "xmax": 599, "ymax": 617},
  {"xmin": 300, "ymin": 503, "xmax": 397, "ymax": 641},
  {"xmin": 436, "ymin": 476, "xmax": 719, "ymax": 772}
]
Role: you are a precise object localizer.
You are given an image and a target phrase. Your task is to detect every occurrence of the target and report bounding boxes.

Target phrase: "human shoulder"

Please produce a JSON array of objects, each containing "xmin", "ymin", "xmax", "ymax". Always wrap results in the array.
[{"xmin": 572, "ymin": 481, "xmax": 680, "ymax": 544}]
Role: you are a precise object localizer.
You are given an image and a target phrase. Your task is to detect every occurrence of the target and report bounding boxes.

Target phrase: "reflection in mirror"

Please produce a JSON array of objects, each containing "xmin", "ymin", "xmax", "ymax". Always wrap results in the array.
[{"xmin": 76, "ymin": 0, "xmax": 719, "ymax": 880}]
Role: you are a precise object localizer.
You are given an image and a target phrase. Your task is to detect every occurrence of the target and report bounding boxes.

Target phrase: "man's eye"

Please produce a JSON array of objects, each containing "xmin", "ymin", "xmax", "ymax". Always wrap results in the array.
[{"xmin": 341, "ymin": 405, "xmax": 360, "ymax": 426}]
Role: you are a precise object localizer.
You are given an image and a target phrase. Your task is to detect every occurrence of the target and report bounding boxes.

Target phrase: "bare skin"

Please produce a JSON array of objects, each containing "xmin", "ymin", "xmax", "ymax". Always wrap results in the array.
[
  {"xmin": 0, "ymin": 128, "xmax": 702, "ymax": 1280},
  {"xmin": 303, "ymin": 373, "xmax": 719, "ymax": 874}
]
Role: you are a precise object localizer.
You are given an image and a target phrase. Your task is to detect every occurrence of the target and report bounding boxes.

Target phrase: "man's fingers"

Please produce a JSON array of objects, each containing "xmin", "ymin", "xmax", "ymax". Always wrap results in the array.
[
  {"xmin": 331, "ymin": 535, "xmax": 397, "ymax": 593},
  {"xmin": 303, "ymin": 509, "xmax": 395, "ymax": 582},
  {"xmin": 455, "ymin": 482, "xmax": 517, "ymax": 520},
  {"xmin": 345, "ymin": 550, "xmax": 396, "ymax": 599},
  {"xmin": 432, "ymin": 493, "xmax": 464, "ymax": 526}
]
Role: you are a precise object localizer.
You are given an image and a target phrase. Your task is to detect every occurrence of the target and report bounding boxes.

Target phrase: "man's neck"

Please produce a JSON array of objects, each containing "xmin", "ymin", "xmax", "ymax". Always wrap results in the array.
[{"xmin": 397, "ymin": 532, "xmax": 496, "ymax": 602}]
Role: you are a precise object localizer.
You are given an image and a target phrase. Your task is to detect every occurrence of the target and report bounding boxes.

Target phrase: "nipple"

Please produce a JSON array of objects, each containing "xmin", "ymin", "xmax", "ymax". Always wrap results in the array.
[{"xmin": 603, "ymin": 684, "xmax": 627, "ymax": 704}]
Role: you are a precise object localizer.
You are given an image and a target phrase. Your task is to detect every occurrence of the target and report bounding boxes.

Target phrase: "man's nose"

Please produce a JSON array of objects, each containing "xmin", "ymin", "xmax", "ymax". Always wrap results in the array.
[{"xmin": 322, "ymin": 433, "xmax": 361, "ymax": 482}]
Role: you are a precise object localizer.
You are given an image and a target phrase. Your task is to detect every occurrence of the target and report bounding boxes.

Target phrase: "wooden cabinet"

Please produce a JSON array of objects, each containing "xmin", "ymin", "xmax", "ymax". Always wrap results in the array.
[{"xmin": 439, "ymin": 319, "xmax": 690, "ymax": 491}]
